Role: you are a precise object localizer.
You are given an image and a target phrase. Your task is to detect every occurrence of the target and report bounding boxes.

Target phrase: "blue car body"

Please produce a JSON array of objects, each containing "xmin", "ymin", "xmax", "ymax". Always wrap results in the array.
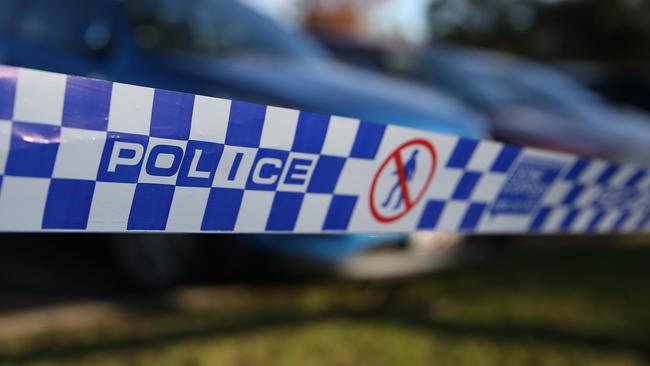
[{"xmin": 0, "ymin": 0, "xmax": 487, "ymax": 263}]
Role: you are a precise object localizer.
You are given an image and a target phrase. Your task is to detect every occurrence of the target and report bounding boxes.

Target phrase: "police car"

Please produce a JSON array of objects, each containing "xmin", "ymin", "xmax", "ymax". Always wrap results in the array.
[{"xmin": 0, "ymin": 0, "xmax": 488, "ymax": 286}]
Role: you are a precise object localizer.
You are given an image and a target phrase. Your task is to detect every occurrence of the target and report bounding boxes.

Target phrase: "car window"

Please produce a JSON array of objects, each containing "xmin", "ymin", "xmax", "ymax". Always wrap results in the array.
[
  {"xmin": 123, "ymin": 0, "xmax": 327, "ymax": 59},
  {"xmin": 0, "ymin": 0, "xmax": 108, "ymax": 53}
]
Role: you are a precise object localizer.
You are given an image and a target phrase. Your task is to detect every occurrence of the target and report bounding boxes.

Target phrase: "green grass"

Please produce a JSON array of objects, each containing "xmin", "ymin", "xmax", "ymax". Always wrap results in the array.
[{"xmin": 1, "ymin": 241, "xmax": 649, "ymax": 366}]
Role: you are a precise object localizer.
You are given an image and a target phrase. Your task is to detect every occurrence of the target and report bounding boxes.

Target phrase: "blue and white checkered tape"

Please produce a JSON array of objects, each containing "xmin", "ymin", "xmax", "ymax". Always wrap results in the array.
[{"xmin": 0, "ymin": 65, "xmax": 649, "ymax": 233}]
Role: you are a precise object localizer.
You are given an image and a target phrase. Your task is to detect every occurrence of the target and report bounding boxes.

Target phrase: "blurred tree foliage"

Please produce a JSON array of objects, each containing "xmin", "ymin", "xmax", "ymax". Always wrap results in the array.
[{"xmin": 428, "ymin": 0, "xmax": 650, "ymax": 63}]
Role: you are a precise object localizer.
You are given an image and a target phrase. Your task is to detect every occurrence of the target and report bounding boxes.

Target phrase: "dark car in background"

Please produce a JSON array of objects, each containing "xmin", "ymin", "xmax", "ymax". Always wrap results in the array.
[
  {"xmin": 0, "ymin": 0, "xmax": 489, "ymax": 286},
  {"xmin": 319, "ymin": 38, "xmax": 650, "ymax": 165},
  {"xmin": 555, "ymin": 61, "xmax": 650, "ymax": 113}
]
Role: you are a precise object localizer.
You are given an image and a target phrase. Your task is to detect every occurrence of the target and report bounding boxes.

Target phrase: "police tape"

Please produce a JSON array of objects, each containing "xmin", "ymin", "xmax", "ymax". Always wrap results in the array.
[{"xmin": 0, "ymin": 65, "xmax": 648, "ymax": 234}]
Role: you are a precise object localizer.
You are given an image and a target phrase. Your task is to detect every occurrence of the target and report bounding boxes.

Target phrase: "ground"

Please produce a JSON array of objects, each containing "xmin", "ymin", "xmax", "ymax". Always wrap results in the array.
[{"xmin": 0, "ymin": 238, "xmax": 648, "ymax": 366}]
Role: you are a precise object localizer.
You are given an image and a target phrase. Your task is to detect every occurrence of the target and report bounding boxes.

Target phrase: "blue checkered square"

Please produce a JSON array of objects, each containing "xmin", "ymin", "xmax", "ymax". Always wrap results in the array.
[
  {"xmin": 292, "ymin": 112, "xmax": 329, "ymax": 154},
  {"xmin": 225, "ymin": 101, "xmax": 266, "ymax": 148},
  {"xmin": 446, "ymin": 138, "xmax": 477, "ymax": 168},
  {"xmin": 150, "ymin": 89, "xmax": 194, "ymax": 140},
  {"xmin": 266, "ymin": 191, "xmax": 304, "ymax": 231},
  {"xmin": 307, "ymin": 155, "xmax": 346, "ymax": 193},
  {"xmin": 6, "ymin": 122, "xmax": 60, "ymax": 178},
  {"xmin": 323, "ymin": 194, "xmax": 357, "ymax": 230},
  {"xmin": 559, "ymin": 208, "xmax": 580, "ymax": 231},
  {"xmin": 128, "ymin": 183, "xmax": 175, "ymax": 230},
  {"xmin": 202, "ymin": 188, "xmax": 244, "ymax": 231},
  {"xmin": 417, "ymin": 200, "xmax": 445, "ymax": 229},
  {"xmin": 350, "ymin": 121, "xmax": 384, "ymax": 159},
  {"xmin": 564, "ymin": 159, "xmax": 589, "ymax": 180},
  {"xmin": 586, "ymin": 210, "xmax": 606, "ymax": 232},
  {"xmin": 490, "ymin": 145, "xmax": 521, "ymax": 173},
  {"xmin": 595, "ymin": 164, "xmax": 619, "ymax": 184},
  {"xmin": 562, "ymin": 184, "xmax": 584, "ymax": 205},
  {"xmin": 625, "ymin": 169, "xmax": 646, "ymax": 187},
  {"xmin": 530, "ymin": 206, "xmax": 552, "ymax": 232},
  {"xmin": 62, "ymin": 76, "xmax": 112, "ymax": 131},
  {"xmin": 613, "ymin": 211, "xmax": 631, "ymax": 231},
  {"xmin": 43, "ymin": 179, "xmax": 95, "ymax": 229},
  {"xmin": 452, "ymin": 171, "xmax": 481, "ymax": 200},
  {"xmin": 0, "ymin": 66, "xmax": 17, "ymax": 120},
  {"xmin": 459, "ymin": 202, "xmax": 486, "ymax": 231}
]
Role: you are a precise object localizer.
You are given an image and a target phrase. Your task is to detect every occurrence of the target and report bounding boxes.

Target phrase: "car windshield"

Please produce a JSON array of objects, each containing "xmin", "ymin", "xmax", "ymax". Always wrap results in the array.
[
  {"xmin": 430, "ymin": 54, "xmax": 602, "ymax": 117},
  {"xmin": 124, "ymin": 0, "xmax": 326, "ymax": 59}
]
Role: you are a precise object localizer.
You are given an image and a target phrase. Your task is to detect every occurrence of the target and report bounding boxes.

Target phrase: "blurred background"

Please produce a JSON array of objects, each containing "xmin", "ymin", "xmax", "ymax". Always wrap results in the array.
[{"xmin": 0, "ymin": 0, "xmax": 649, "ymax": 365}]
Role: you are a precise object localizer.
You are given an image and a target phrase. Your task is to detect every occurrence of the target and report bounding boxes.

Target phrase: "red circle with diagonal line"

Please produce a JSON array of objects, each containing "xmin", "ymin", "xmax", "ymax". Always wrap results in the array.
[{"xmin": 369, "ymin": 139, "xmax": 436, "ymax": 223}]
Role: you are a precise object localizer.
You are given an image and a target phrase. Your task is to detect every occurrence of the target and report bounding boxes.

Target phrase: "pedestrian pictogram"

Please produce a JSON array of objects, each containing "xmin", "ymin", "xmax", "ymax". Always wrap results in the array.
[
  {"xmin": 382, "ymin": 149, "xmax": 420, "ymax": 210},
  {"xmin": 370, "ymin": 139, "xmax": 436, "ymax": 223}
]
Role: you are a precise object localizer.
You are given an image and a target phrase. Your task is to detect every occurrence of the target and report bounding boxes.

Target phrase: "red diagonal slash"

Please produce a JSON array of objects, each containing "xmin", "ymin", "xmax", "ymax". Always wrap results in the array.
[
  {"xmin": 393, "ymin": 151, "xmax": 413, "ymax": 209},
  {"xmin": 369, "ymin": 138, "xmax": 436, "ymax": 223}
]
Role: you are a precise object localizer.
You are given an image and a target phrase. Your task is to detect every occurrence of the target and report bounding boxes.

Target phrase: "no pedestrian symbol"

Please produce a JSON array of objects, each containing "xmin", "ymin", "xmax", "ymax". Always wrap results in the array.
[{"xmin": 370, "ymin": 139, "xmax": 437, "ymax": 223}]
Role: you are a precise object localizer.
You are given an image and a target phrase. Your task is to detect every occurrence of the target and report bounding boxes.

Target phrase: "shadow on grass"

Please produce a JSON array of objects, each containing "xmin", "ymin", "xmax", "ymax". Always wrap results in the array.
[
  {"xmin": 0, "ymin": 310, "xmax": 648, "ymax": 364},
  {"xmin": 0, "ymin": 240, "xmax": 649, "ymax": 364}
]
